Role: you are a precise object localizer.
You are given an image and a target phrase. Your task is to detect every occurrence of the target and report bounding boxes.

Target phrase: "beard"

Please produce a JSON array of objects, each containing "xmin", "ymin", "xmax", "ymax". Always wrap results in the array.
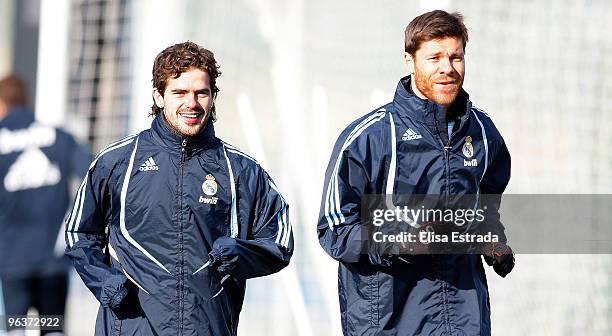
[
  {"xmin": 164, "ymin": 106, "xmax": 209, "ymax": 137},
  {"xmin": 413, "ymin": 67, "xmax": 463, "ymax": 107}
]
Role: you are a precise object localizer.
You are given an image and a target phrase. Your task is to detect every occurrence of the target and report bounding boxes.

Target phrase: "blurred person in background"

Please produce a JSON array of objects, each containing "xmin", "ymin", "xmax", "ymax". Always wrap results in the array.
[
  {"xmin": 64, "ymin": 41, "xmax": 293, "ymax": 335},
  {"xmin": 317, "ymin": 10, "xmax": 514, "ymax": 335},
  {"xmin": 0, "ymin": 74, "xmax": 91, "ymax": 335}
]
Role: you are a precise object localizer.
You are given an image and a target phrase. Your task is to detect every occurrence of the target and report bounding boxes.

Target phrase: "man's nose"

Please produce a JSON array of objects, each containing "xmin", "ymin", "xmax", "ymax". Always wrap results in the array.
[
  {"xmin": 184, "ymin": 93, "xmax": 198, "ymax": 109},
  {"xmin": 438, "ymin": 57, "xmax": 454, "ymax": 74}
]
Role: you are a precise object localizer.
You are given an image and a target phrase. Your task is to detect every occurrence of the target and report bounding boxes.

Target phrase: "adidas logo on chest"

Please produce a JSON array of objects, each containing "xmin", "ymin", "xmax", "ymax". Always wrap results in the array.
[
  {"xmin": 401, "ymin": 128, "xmax": 422, "ymax": 141},
  {"xmin": 139, "ymin": 157, "xmax": 159, "ymax": 171}
]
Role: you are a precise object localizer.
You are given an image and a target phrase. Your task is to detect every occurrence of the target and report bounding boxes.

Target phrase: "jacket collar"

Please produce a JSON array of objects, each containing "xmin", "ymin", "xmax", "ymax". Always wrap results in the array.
[
  {"xmin": 150, "ymin": 114, "xmax": 218, "ymax": 152},
  {"xmin": 0, "ymin": 106, "xmax": 35, "ymax": 128},
  {"xmin": 392, "ymin": 75, "xmax": 470, "ymax": 126}
]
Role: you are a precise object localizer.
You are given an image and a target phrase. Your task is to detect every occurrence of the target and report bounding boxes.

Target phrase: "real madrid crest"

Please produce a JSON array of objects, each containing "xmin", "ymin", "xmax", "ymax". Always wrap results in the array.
[
  {"xmin": 462, "ymin": 136, "xmax": 474, "ymax": 158},
  {"xmin": 202, "ymin": 174, "xmax": 218, "ymax": 196}
]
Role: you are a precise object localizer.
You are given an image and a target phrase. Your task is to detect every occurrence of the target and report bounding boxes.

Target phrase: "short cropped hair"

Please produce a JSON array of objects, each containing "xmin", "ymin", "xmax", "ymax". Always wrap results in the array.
[
  {"xmin": 151, "ymin": 41, "xmax": 221, "ymax": 120},
  {"xmin": 404, "ymin": 10, "xmax": 469, "ymax": 56},
  {"xmin": 0, "ymin": 75, "xmax": 27, "ymax": 108}
]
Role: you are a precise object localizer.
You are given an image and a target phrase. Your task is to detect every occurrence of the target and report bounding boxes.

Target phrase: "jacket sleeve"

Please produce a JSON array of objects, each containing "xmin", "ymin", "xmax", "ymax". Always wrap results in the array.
[
  {"xmin": 209, "ymin": 167, "xmax": 293, "ymax": 280},
  {"xmin": 64, "ymin": 158, "xmax": 130, "ymax": 308},
  {"xmin": 479, "ymin": 140, "xmax": 511, "ymax": 243},
  {"xmin": 317, "ymin": 122, "xmax": 388, "ymax": 265}
]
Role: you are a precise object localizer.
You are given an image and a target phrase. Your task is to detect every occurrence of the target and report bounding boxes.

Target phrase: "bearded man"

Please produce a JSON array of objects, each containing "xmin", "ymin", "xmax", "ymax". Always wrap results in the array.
[{"xmin": 317, "ymin": 10, "xmax": 514, "ymax": 335}]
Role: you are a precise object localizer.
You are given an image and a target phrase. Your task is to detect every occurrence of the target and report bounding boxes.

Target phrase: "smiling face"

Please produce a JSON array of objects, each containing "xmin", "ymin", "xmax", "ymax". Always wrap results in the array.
[
  {"xmin": 153, "ymin": 68, "xmax": 214, "ymax": 137},
  {"xmin": 405, "ymin": 36, "xmax": 465, "ymax": 108}
]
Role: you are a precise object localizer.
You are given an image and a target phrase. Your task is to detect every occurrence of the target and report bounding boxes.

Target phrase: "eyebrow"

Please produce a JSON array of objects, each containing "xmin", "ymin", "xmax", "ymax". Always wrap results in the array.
[
  {"xmin": 169, "ymin": 88, "xmax": 211, "ymax": 94},
  {"xmin": 425, "ymin": 50, "xmax": 464, "ymax": 57}
]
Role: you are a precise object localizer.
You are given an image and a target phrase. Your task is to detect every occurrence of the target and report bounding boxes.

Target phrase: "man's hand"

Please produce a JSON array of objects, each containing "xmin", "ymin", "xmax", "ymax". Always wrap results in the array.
[
  {"xmin": 100, "ymin": 274, "xmax": 130, "ymax": 309},
  {"xmin": 405, "ymin": 221, "xmax": 453, "ymax": 255},
  {"xmin": 482, "ymin": 243, "xmax": 515, "ymax": 277},
  {"xmin": 208, "ymin": 236, "xmax": 239, "ymax": 274}
]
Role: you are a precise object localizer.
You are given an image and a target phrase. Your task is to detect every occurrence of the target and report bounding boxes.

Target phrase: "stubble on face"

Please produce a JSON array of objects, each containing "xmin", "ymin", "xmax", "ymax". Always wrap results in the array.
[
  {"xmin": 413, "ymin": 65, "xmax": 463, "ymax": 107},
  {"xmin": 410, "ymin": 37, "xmax": 465, "ymax": 108},
  {"xmin": 163, "ymin": 104, "xmax": 209, "ymax": 137},
  {"xmin": 158, "ymin": 68, "xmax": 213, "ymax": 137}
]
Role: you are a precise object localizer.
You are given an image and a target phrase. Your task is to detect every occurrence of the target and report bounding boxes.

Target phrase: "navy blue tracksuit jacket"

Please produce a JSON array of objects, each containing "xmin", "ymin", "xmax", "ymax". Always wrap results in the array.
[
  {"xmin": 0, "ymin": 107, "xmax": 89, "ymax": 278},
  {"xmin": 65, "ymin": 116, "xmax": 293, "ymax": 335},
  {"xmin": 318, "ymin": 76, "xmax": 511, "ymax": 335}
]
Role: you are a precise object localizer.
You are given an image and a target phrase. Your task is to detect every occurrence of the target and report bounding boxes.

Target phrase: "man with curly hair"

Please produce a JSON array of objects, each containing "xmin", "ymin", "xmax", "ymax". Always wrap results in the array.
[{"xmin": 66, "ymin": 42, "xmax": 293, "ymax": 335}]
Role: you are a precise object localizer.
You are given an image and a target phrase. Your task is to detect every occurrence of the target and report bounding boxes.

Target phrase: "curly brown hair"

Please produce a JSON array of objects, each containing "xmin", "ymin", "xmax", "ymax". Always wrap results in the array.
[
  {"xmin": 404, "ymin": 10, "xmax": 469, "ymax": 56},
  {"xmin": 151, "ymin": 41, "xmax": 221, "ymax": 120}
]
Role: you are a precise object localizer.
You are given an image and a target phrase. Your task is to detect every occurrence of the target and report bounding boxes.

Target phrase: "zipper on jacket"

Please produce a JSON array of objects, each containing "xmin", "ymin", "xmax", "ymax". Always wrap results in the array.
[
  {"xmin": 434, "ymin": 117, "xmax": 452, "ymax": 202},
  {"xmin": 444, "ymin": 135, "xmax": 452, "ymax": 202},
  {"xmin": 178, "ymin": 138, "xmax": 187, "ymax": 335},
  {"xmin": 443, "ymin": 112, "xmax": 470, "ymax": 203}
]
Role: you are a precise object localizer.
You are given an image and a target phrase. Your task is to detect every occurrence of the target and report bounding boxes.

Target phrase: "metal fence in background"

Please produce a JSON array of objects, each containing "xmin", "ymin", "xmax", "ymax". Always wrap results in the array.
[{"xmin": 31, "ymin": 0, "xmax": 612, "ymax": 335}]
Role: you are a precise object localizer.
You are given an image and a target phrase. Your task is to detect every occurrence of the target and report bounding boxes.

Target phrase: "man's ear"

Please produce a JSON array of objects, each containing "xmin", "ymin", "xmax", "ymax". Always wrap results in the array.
[
  {"xmin": 403, "ymin": 52, "xmax": 415, "ymax": 74},
  {"xmin": 153, "ymin": 88, "xmax": 164, "ymax": 108},
  {"xmin": 0, "ymin": 100, "xmax": 7, "ymax": 120}
]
